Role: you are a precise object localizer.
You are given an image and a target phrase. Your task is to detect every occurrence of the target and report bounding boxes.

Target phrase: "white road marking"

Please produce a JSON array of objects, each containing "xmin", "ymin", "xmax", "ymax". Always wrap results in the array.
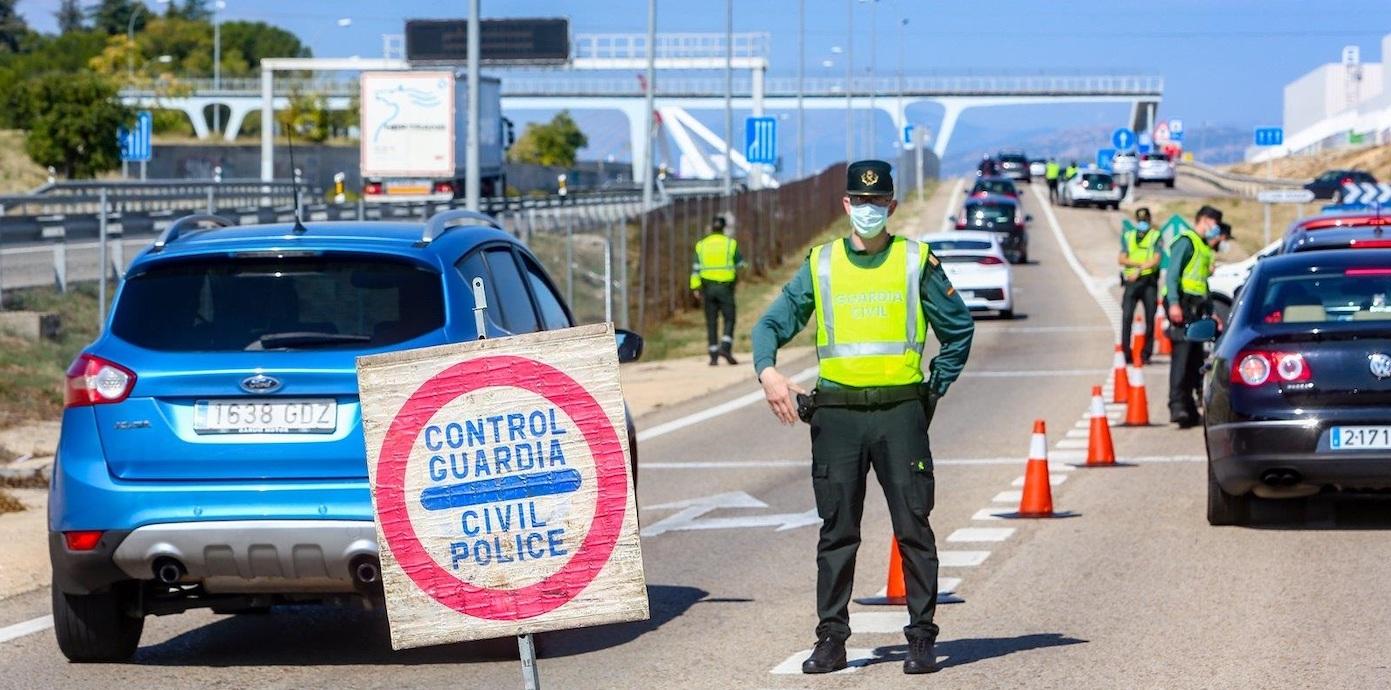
[
  {"xmin": 1065, "ymin": 429, "xmax": 1090, "ymax": 439},
  {"xmin": 0, "ymin": 615, "xmax": 53, "ymax": 645},
  {"xmin": 635, "ymin": 364, "xmax": 818, "ymax": 442},
  {"xmin": 962, "ymin": 368, "xmax": 1109, "ymax": 378},
  {"xmin": 947, "ymin": 527, "xmax": 1016, "ymax": 543},
  {"xmin": 971, "ymin": 508, "xmax": 1005, "ymax": 521},
  {"xmin": 771, "ymin": 648, "xmax": 878, "ymax": 674},
  {"xmin": 988, "ymin": 325, "xmax": 1114, "ymax": 333},
  {"xmin": 640, "ymin": 491, "xmax": 820, "ymax": 536},
  {"xmin": 849, "ymin": 611, "xmax": 912, "ymax": 634},
  {"xmin": 934, "ymin": 177, "xmax": 966, "ymax": 235},
  {"xmin": 992, "ymin": 490, "xmax": 1022, "ymax": 503},
  {"xmin": 641, "ymin": 454, "xmax": 1205, "ymax": 470},
  {"xmin": 1029, "ymin": 184, "xmax": 1123, "ymax": 336},
  {"xmin": 1056, "ymin": 439, "xmax": 1090, "ymax": 449},
  {"xmin": 1011, "ymin": 474, "xmax": 1068, "ymax": 487},
  {"xmin": 872, "ymin": 577, "xmax": 960, "ymax": 599},
  {"xmin": 939, "ymin": 550, "xmax": 991, "ymax": 567}
]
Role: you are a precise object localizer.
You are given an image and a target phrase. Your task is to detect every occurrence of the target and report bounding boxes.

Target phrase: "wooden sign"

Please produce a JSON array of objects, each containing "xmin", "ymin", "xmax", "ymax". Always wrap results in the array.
[{"xmin": 357, "ymin": 323, "xmax": 648, "ymax": 650}]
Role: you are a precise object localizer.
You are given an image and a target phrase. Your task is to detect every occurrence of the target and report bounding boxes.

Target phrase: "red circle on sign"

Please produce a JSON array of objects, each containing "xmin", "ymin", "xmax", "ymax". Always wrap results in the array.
[{"xmin": 376, "ymin": 354, "xmax": 628, "ymax": 621}]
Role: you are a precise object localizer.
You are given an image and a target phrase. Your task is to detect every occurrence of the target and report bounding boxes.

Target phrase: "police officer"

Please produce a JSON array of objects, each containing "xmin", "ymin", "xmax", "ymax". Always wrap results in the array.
[
  {"xmin": 1045, "ymin": 157, "xmax": 1061, "ymax": 204},
  {"xmin": 1064, "ymin": 160, "xmax": 1079, "ymax": 181},
  {"xmin": 690, "ymin": 215, "xmax": 744, "ymax": 365},
  {"xmin": 1119, "ymin": 207, "xmax": 1161, "ymax": 365},
  {"xmin": 1165, "ymin": 205, "xmax": 1229, "ymax": 427},
  {"xmin": 752, "ymin": 160, "xmax": 974, "ymax": 675}
]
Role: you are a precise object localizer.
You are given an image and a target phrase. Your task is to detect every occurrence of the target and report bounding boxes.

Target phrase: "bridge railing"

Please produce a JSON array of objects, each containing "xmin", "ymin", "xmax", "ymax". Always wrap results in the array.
[{"xmin": 574, "ymin": 32, "xmax": 771, "ymax": 60}]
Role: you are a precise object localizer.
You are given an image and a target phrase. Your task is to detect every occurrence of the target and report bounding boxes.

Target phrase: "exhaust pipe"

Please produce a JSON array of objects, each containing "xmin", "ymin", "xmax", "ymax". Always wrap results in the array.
[
  {"xmin": 351, "ymin": 556, "xmax": 381, "ymax": 586},
  {"xmin": 1261, "ymin": 469, "xmax": 1303, "ymax": 487},
  {"xmin": 153, "ymin": 557, "xmax": 186, "ymax": 585}
]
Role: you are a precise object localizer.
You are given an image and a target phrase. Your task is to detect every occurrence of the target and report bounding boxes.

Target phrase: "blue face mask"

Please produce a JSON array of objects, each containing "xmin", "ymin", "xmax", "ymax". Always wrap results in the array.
[
  {"xmin": 1137, "ymin": 221, "xmax": 1151, "ymax": 231},
  {"xmin": 1205, "ymin": 223, "xmax": 1223, "ymax": 240},
  {"xmin": 849, "ymin": 203, "xmax": 890, "ymax": 238}
]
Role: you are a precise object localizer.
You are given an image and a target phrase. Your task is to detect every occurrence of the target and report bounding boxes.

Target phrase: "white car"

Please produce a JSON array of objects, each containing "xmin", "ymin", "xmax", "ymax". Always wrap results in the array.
[
  {"xmin": 1059, "ymin": 167, "xmax": 1123, "ymax": 209},
  {"xmin": 923, "ymin": 231, "xmax": 1014, "ymax": 318},
  {"xmin": 1208, "ymin": 240, "xmax": 1281, "ymax": 318},
  {"xmin": 1134, "ymin": 153, "xmax": 1176, "ymax": 187}
]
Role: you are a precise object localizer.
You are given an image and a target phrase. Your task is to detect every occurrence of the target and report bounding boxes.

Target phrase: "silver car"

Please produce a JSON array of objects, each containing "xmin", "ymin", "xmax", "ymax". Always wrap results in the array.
[
  {"xmin": 1060, "ymin": 168, "xmax": 1123, "ymax": 209},
  {"xmin": 1135, "ymin": 153, "xmax": 1175, "ymax": 187}
]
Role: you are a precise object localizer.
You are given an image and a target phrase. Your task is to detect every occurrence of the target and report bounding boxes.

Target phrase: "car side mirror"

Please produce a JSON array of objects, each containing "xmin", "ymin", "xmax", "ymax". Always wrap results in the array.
[
  {"xmin": 616, "ymin": 328, "xmax": 644, "ymax": 363},
  {"xmin": 1025, "ymin": 214, "xmax": 1034, "ymax": 222},
  {"xmin": 1185, "ymin": 318, "xmax": 1218, "ymax": 342}
]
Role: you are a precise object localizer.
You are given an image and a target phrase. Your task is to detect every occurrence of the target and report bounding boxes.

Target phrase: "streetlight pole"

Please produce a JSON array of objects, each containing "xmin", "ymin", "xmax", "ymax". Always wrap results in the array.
[
  {"xmin": 723, "ymin": 0, "xmax": 733, "ymax": 198},
  {"xmin": 797, "ymin": 0, "xmax": 805, "ymax": 179},
  {"xmin": 898, "ymin": 16, "xmax": 906, "ymax": 192},
  {"xmin": 126, "ymin": 5, "xmax": 142, "ymax": 80},
  {"xmin": 866, "ymin": 0, "xmax": 877, "ymax": 159},
  {"xmin": 213, "ymin": 1, "xmax": 224, "ymax": 135},
  {"xmin": 845, "ymin": 0, "xmax": 853, "ymax": 163},
  {"xmin": 464, "ymin": 0, "xmax": 480, "ymax": 210}
]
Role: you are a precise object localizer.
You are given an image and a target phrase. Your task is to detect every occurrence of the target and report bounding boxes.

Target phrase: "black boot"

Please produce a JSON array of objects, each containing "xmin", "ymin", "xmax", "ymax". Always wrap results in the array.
[
  {"xmin": 708, "ymin": 348, "xmax": 719, "ymax": 366},
  {"xmin": 903, "ymin": 637, "xmax": 940, "ymax": 674},
  {"xmin": 801, "ymin": 636, "xmax": 847, "ymax": 674},
  {"xmin": 720, "ymin": 340, "xmax": 738, "ymax": 365}
]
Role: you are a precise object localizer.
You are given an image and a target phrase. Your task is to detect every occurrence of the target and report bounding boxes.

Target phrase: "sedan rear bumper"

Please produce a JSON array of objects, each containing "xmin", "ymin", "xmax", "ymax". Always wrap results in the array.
[{"xmin": 1207, "ymin": 419, "xmax": 1391, "ymax": 494}]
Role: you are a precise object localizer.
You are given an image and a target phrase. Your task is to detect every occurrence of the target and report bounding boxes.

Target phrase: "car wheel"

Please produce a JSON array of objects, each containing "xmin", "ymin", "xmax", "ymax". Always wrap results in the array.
[
  {"xmin": 52, "ymin": 584, "xmax": 144, "ymax": 662},
  {"xmin": 1165, "ymin": 179, "xmax": 1175, "ymax": 188},
  {"xmin": 1134, "ymin": 179, "xmax": 1143, "ymax": 188},
  {"xmin": 1206, "ymin": 463, "xmax": 1250, "ymax": 526},
  {"xmin": 999, "ymin": 307, "xmax": 1014, "ymax": 320}
]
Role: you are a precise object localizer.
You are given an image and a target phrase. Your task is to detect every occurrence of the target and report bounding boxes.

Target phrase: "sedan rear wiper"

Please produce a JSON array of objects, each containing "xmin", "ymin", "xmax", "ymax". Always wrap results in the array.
[{"xmin": 250, "ymin": 332, "xmax": 372, "ymax": 350}]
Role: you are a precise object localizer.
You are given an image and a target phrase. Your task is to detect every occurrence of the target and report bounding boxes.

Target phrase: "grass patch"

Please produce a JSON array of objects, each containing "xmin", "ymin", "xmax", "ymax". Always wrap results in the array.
[
  {"xmin": 0, "ymin": 283, "xmax": 103, "ymax": 428},
  {"xmin": 640, "ymin": 186, "xmax": 939, "ymax": 361},
  {"xmin": 0, "ymin": 130, "xmax": 50, "ymax": 194},
  {"xmin": 1130, "ymin": 194, "xmax": 1304, "ymax": 260},
  {"xmin": 0, "ymin": 489, "xmax": 22, "ymax": 514}
]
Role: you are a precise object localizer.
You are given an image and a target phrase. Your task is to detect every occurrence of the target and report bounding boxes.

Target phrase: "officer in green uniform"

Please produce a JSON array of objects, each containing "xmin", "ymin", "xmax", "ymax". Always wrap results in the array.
[
  {"xmin": 752, "ymin": 160, "xmax": 974, "ymax": 675},
  {"xmin": 1165, "ymin": 205, "xmax": 1229, "ymax": 427},
  {"xmin": 690, "ymin": 215, "xmax": 745, "ymax": 365},
  {"xmin": 1045, "ymin": 158, "xmax": 1061, "ymax": 204},
  {"xmin": 1118, "ymin": 207, "xmax": 1162, "ymax": 365}
]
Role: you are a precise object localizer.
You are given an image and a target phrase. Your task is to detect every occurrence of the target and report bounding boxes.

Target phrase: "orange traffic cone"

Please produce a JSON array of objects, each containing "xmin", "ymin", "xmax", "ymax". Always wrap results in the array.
[
  {"xmin": 1111, "ymin": 345, "xmax": 1130, "ymax": 404},
  {"xmin": 1123, "ymin": 366, "xmax": 1151, "ymax": 426},
  {"xmin": 1154, "ymin": 311, "xmax": 1172, "ymax": 356},
  {"xmin": 995, "ymin": 420, "xmax": 1078, "ymax": 519},
  {"xmin": 1130, "ymin": 315, "xmax": 1148, "ymax": 366},
  {"xmin": 1075, "ymin": 385, "xmax": 1134, "ymax": 468},
  {"xmin": 854, "ymin": 538, "xmax": 964, "ymax": 605}
]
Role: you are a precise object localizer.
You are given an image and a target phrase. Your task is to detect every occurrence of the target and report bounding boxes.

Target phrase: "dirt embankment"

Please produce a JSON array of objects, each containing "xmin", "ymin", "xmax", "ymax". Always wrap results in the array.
[{"xmin": 1226, "ymin": 145, "xmax": 1391, "ymax": 181}]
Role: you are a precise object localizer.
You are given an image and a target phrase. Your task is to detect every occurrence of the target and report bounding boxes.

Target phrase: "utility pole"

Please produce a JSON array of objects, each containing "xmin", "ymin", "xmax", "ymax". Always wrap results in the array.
[
  {"xmin": 845, "ymin": 0, "xmax": 853, "ymax": 163},
  {"xmin": 898, "ymin": 16, "xmax": 906, "ymax": 190},
  {"xmin": 464, "ymin": 0, "xmax": 481, "ymax": 210},
  {"xmin": 213, "ymin": 1, "xmax": 223, "ymax": 134},
  {"xmin": 723, "ymin": 0, "xmax": 733, "ymax": 198},
  {"xmin": 797, "ymin": 0, "xmax": 805, "ymax": 179},
  {"xmin": 867, "ymin": 0, "xmax": 877, "ymax": 158}
]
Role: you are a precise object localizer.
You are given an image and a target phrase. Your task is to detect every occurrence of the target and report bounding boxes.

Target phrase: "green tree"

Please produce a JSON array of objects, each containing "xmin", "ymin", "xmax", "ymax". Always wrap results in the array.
[
  {"xmin": 56, "ymin": 0, "xmax": 85, "ymax": 33},
  {"xmin": 508, "ymin": 111, "xmax": 588, "ymax": 168},
  {"xmin": 20, "ymin": 73, "xmax": 127, "ymax": 178},
  {"xmin": 218, "ymin": 20, "xmax": 309, "ymax": 73},
  {"xmin": 277, "ymin": 91, "xmax": 331, "ymax": 143},
  {"xmin": 89, "ymin": 0, "xmax": 146, "ymax": 36},
  {"xmin": 166, "ymin": 0, "xmax": 211, "ymax": 22},
  {"xmin": 0, "ymin": 0, "xmax": 29, "ymax": 53}
]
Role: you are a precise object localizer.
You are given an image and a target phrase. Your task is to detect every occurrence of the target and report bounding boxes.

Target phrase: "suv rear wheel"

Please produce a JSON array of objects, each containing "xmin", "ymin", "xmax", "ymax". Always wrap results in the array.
[
  {"xmin": 1206, "ymin": 463, "xmax": 1250, "ymax": 526},
  {"xmin": 52, "ymin": 584, "xmax": 144, "ymax": 662}
]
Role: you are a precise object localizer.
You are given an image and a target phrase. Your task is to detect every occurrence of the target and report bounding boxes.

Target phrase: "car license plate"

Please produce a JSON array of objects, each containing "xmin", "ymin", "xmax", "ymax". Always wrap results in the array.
[
  {"xmin": 1329, "ymin": 426, "xmax": 1391, "ymax": 450},
  {"xmin": 387, "ymin": 180, "xmax": 431, "ymax": 195},
  {"xmin": 193, "ymin": 399, "xmax": 337, "ymax": 435}
]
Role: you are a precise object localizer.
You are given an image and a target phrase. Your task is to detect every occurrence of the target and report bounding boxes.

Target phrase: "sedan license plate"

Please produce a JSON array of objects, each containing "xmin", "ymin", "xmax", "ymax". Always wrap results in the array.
[
  {"xmin": 193, "ymin": 399, "xmax": 337, "ymax": 435},
  {"xmin": 1329, "ymin": 426, "xmax": 1391, "ymax": 450}
]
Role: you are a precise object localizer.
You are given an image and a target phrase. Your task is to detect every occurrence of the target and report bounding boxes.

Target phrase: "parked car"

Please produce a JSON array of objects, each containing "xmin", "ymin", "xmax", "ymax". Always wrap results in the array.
[
  {"xmin": 996, "ymin": 151, "xmax": 1032, "ymax": 183},
  {"xmin": 922, "ymin": 231, "xmax": 1014, "ymax": 318},
  {"xmin": 1110, "ymin": 153, "xmax": 1138, "ymax": 177},
  {"xmin": 1304, "ymin": 169, "xmax": 1376, "ymax": 200},
  {"xmin": 1208, "ymin": 240, "xmax": 1281, "ymax": 325},
  {"xmin": 951, "ymin": 193, "xmax": 1030, "ymax": 263},
  {"xmin": 48, "ymin": 210, "xmax": 644, "ymax": 662},
  {"xmin": 969, "ymin": 176, "xmax": 1020, "ymax": 199},
  {"xmin": 1281, "ymin": 212, "xmax": 1391, "ymax": 254},
  {"xmin": 1029, "ymin": 159, "xmax": 1047, "ymax": 179},
  {"xmin": 1200, "ymin": 249, "xmax": 1391, "ymax": 525},
  {"xmin": 1059, "ymin": 168, "xmax": 1122, "ymax": 209},
  {"xmin": 1134, "ymin": 153, "xmax": 1176, "ymax": 187}
]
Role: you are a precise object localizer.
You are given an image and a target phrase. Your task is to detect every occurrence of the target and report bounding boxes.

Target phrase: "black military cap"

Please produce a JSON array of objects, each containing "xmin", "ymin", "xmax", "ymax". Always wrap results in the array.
[
  {"xmin": 1135, "ymin": 207, "xmax": 1152, "ymax": 222},
  {"xmin": 847, "ymin": 159, "xmax": 894, "ymax": 196},
  {"xmin": 711, "ymin": 215, "xmax": 727, "ymax": 231},
  {"xmin": 1196, "ymin": 205, "xmax": 1224, "ymax": 224}
]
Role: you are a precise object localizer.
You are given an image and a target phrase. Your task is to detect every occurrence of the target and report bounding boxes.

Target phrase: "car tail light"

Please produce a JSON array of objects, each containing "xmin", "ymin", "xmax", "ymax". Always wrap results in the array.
[
  {"xmin": 1301, "ymin": 216, "xmax": 1391, "ymax": 230},
  {"xmin": 1341, "ymin": 177, "xmax": 1353, "ymax": 187},
  {"xmin": 64, "ymin": 531, "xmax": 103, "ymax": 551},
  {"xmin": 363, "ymin": 182, "xmax": 383, "ymax": 195},
  {"xmin": 977, "ymin": 256, "xmax": 1004, "ymax": 265},
  {"xmin": 1348, "ymin": 241, "xmax": 1391, "ymax": 250},
  {"xmin": 433, "ymin": 181, "xmax": 455, "ymax": 194},
  {"xmin": 1346, "ymin": 267, "xmax": 1391, "ymax": 275},
  {"xmin": 1015, "ymin": 209, "xmax": 1024, "ymax": 226},
  {"xmin": 65, "ymin": 354, "xmax": 136, "ymax": 407},
  {"xmin": 1232, "ymin": 351, "xmax": 1311, "ymax": 386}
]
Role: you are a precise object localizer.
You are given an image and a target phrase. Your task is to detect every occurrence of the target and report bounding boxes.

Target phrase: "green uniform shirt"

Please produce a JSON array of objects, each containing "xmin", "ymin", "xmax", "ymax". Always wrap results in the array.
[
  {"xmin": 1165, "ymin": 234, "xmax": 1194, "ymax": 300},
  {"xmin": 752, "ymin": 235, "xmax": 975, "ymax": 396}
]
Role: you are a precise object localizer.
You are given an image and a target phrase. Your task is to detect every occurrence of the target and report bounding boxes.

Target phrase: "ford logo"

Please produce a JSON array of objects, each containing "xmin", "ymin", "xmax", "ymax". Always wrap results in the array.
[
  {"xmin": 240, "ymin": 374, "xmax": 282, "ymax": 394},
  {"xmin": 1370, "ymin": 354, "xmax": 1391, "ymax": 380}
]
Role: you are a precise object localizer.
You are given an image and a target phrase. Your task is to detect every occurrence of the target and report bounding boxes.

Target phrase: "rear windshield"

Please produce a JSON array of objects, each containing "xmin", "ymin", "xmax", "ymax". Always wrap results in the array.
[
  {"xmin": 930, "ymin": 239, "xmax": 992, "ymax": 251},
  {"xmin": 112, "ymin": 256, "xmax": 444, "ymax": 351},
  {"xmin": 1142, "ymin": 154, "xmax": 1168, "ymax": 161},
  {"xmin": 1082, "ymin": 173, "xmax": 1113, "ymax": 186},
  {"xmin": 998, "ymin": 154, "xmax": 1027, "ymax": 163},
  {"xmin": 972, "ymin": 180, "xmax": 1015, "ymax": 195},
  {"xmin": 1253, "ymin": 271, "xmax": 1391, "ymax": 324},
  {"xmin": 965, "ymin": 204, "xmax": 1015, "ymax": 223}
]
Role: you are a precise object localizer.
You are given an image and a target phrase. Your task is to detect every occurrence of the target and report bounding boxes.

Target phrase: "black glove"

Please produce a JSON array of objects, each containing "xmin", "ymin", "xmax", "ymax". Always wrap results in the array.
[{"xmin": 924, "ymin": 392, "xmax": 942, "ymax": 428}]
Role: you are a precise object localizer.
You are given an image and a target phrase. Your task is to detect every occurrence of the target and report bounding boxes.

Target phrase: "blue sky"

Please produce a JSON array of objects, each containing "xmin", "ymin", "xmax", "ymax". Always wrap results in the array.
[{"xmin": 17, "ymin": 1, "xmax": 1391, "ymax": 170}]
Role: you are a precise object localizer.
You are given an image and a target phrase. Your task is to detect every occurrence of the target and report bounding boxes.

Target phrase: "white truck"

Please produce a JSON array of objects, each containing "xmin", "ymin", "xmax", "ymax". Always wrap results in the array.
[{"xmin": 359, "ymin": 70, "xmax": 509, "ymax": 202}]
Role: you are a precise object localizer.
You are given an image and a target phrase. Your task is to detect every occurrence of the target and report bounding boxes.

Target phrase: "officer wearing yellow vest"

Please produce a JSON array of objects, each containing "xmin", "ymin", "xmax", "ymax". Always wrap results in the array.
[
  {"xmin": 1044, "ymin": 157, "xmax": 1061, "ymax": 204},
  {"xmin": 752, "ymin": 160, "xmax": 974, "ymax": 675},
  {"xmin": 1165, "ymin": 205, "xmax": 1229, "ymax": 428},
  {"xmin": 1118, "ymin": 207, "xmax": 1162, "ymax": 365},
  {"xmin": 690, "ymin": 215, "xmax": 745, "ymax": 365}
]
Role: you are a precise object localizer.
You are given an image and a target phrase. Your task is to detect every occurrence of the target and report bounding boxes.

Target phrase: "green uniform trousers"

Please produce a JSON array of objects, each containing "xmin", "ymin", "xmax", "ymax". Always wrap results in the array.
[
  {"xmin": 702, "ymin": 281, "xmax": 737, "ymax": 350},
  {"xmin": 810, "ymin": 398, "xmax": 939, "ymax": 642}
]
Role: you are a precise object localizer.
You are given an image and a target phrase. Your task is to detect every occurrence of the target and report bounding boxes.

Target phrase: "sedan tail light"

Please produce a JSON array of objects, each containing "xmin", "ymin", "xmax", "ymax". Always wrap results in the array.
[
  {"xmin": 1232, "ymin": 351, "xmax": 1311, "ymax": 387},
  {"xmin": 363, "ymin": 181, "xmax": 383, "ymax": 195},
  {"xmin": 433, "ymin": 181, "xmax": 455, "ymax": 195},
  {"xmin": 64, "ymin": 531, "xmax": 104, "ymax": 551},
  {"xmin": 65, "ymin": 354, "xmax": 136, "ymax": 407},
  {"xmin": 977, "ymin": 256, "xmax": 1005, "ymax": 265}
]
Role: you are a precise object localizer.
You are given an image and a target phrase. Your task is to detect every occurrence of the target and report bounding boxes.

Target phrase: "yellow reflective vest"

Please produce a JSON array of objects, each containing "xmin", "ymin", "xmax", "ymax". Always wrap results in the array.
[
  {"xmin": 810, "ymin": 236, "xmax": 930, "ymax": 387},
  {"xmin": 1122, "ymin": 228, "xmax": 1161, "ymax": 281},
  {"xmin": 690, "ymin": 233, "xmax": 739, "ymax": 289}
]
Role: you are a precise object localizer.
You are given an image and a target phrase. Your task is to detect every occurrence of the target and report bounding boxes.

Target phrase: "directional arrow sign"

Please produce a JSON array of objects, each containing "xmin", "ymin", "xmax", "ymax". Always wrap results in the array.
[
  {"xmin": 641, "ymin": 491, "xmax": 821, "ymax": 537},
  {"xmin": 1339, "ymin": 181, "xmax": 1391, "ymax": 205}
]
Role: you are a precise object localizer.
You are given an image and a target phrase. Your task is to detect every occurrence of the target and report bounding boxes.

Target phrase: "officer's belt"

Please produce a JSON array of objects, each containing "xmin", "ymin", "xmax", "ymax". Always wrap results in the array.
[{"xmin": 812, "ymin": 384, "xmax": 929, "ymax": 408}]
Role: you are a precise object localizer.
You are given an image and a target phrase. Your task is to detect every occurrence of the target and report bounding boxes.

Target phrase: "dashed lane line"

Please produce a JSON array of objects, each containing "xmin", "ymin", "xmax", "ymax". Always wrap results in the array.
[
  {"xmin": 771, "ymin": 648, "xmax": 878, "ymax": 674},
  {"xmin": 939, "ymin": 551, "xmax": 992, "ymax": 567},
  {"xmin": 946, "ymin": 528, "xmax": 1016, "ymax": 543},
  {"xmin": 1011, "ymin": 474, "xmax": 1068, "ymax": 487},
  {"xmin": 640, "ymin": 454, "xmax": 1203, "ymax": 470},
  {"xmin": 0, "ymin": 615, "xmax": 52, "ymax": 645},
  {"xmin": 634, "ymin": 364, "xmax": 818, "ymax": 443}
]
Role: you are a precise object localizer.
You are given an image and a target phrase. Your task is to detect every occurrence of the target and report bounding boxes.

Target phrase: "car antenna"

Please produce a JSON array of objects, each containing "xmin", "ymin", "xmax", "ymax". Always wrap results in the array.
[{"xmin": 286, "ymin": 122, "xmax": 308, "ymax": 235}]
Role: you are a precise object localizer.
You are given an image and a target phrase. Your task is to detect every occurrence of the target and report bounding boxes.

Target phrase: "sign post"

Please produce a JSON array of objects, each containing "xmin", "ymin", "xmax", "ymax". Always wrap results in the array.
[
  {"xmin": 1256, "ymin": 188, "xmax": 1316, "ymax": 245},
  {"xmin": 356, "ymin": 320, "xmax": 648, "ymax": 677}
]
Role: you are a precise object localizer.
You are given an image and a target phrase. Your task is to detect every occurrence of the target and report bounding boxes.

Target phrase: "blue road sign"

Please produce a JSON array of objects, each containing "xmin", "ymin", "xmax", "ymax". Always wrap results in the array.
[
  {"xmin": 121, "ymin": 111, "xmax": 153, "ymax": 162},
  {"xmin": 1111, "ymin": 127, "xmax": 1135, "ymax": 150},
  {"xmin": 1170, "ymin": 118, "xmax": 1184, "ymax": 142},
  {"xmin": 1139, "ymin": 144, "xmax": 1152, "ymax": 154},
  {"xmin": 1097, "ymin": 148, "xmax": 1116, "ymax": 171},
  {"xmin": 903, "ymin": 124, "xmax": 914, "ymax": 148},
  {"xmin": 1254, "ymin": 127, "xmax": 1284, "ymax": 147},
  {"xmin": 744, "ymin": 116, "xmax": 777, "ymax": 165},
  {"xmin": 1138, "ymin": 132, "xmax": 1153, "ymax": 148}
]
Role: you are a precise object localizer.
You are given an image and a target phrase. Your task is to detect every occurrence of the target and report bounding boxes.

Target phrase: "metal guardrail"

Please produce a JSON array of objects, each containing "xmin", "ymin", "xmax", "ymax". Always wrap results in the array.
[
  {"xmin": 573, "ymin": 32, "xmax": 771, "ymax": 60},
  {"xmin": 1176, "ymin": 161, "xmax": 1306, "ymax": 199},
  {"xmin": 1, "ymin": 180, "xmax": 312, "ymax": 217}
]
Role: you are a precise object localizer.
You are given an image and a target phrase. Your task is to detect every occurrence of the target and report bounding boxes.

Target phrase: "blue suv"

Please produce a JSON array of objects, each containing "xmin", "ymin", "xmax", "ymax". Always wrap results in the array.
[{"xmin": 48, "ymin": 210, "xmax": 643, "ymax": 661}]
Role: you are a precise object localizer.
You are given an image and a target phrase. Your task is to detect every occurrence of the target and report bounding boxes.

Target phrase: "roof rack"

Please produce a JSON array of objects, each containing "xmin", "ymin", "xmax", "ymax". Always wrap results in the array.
[
  {"xmin": 419, "ymin": 209, "xmax": 503, "ymax": 247},
  {"xmin": 152, "ymin": 214, "xmax": 236, "ymax": 252}
]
